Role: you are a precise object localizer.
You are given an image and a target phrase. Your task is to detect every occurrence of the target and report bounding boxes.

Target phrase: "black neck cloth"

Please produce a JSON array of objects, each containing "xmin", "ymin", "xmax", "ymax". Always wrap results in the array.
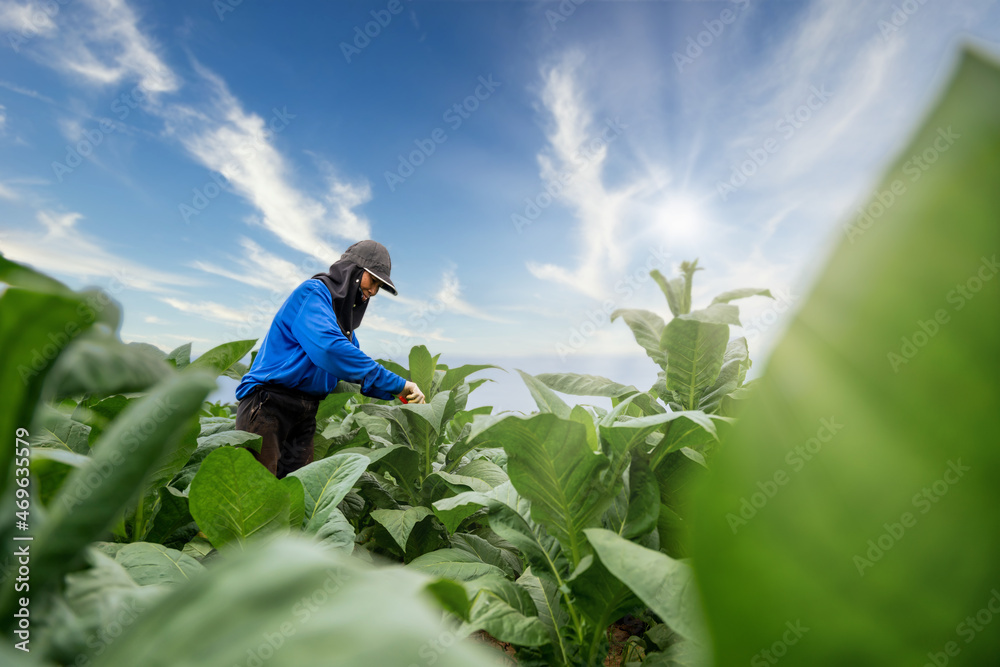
[{"xmin": 311, "ymin": 259, "xmax": 368, "ymax": 339}]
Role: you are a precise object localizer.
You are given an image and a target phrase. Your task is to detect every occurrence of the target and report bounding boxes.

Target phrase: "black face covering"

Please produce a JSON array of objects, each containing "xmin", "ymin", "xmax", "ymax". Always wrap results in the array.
[{"xmin": 311, "ymin": 259, "xmax": 368, "ymax": 339}]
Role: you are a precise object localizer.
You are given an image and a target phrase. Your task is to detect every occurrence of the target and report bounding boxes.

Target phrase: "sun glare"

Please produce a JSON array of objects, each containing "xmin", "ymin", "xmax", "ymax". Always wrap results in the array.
[{"xmin": 657, "ymin": 193, "xmax": 711, "ymax": 245}]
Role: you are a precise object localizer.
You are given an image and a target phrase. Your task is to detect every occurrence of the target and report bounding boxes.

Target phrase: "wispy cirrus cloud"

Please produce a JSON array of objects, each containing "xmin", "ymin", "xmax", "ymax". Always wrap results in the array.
[
  {"xmin": 161, "ymin": 61, "xmax": 371, "ymax": 268},
  {"xmin": 0, "ymin": 210, "xmax": 200, "ymax": 292},
  {"xmin": 1, "ymin": 0, "xmax": 375, "ymax": 309},
  {"xmin": 525, "ymin": 51, "xmax": 652, "ymax": 301},
  {"xmin": 0, "ymin": 0, "xmax": 178, "ymax": 93},
  {"xmin": 159, "ymin": 297, "xmax": 246, "ymax": 324},
  {"xmin": 434, "ymin": 269, "xmax": 509, "ymax": 323}
]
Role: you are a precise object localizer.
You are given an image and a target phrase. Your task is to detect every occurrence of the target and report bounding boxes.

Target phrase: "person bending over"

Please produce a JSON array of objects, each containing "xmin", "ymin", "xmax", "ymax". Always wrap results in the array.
[{"xmin": 235, "ymin": 240, "xmax": 425, "ymax": 478}]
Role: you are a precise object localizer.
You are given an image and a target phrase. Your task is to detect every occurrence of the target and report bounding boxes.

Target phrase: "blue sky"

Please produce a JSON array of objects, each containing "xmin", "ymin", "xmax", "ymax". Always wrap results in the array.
[{"xmin": 1, "ymin": 0, "xmax": 998, "ymax": 411}]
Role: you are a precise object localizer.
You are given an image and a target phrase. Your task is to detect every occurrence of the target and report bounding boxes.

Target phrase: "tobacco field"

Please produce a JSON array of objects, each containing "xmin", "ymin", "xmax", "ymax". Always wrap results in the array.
[{"xmin": 0, "ymin": 50, "xmax": 998, "ymax": 667}]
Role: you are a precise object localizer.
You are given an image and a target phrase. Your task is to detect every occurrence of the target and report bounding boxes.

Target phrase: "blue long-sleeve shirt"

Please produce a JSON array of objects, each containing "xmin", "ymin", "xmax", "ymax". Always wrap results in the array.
[{"xmin": 235, "ymin": 279, "xmax": 406, "ymax": 401}]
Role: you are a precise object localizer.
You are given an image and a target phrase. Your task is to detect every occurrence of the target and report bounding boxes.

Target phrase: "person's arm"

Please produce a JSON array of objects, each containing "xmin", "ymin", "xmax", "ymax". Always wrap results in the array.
[{"xmin": 291, "ymin": 285, "xmax": 406, "ymax": 400}]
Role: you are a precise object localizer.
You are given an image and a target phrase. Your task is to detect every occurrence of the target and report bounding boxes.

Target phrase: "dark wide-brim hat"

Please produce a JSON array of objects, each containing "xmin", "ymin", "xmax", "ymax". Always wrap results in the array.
[{"xmin": 340, "ymin": 240, "xmax": 397, "ymax": 295}]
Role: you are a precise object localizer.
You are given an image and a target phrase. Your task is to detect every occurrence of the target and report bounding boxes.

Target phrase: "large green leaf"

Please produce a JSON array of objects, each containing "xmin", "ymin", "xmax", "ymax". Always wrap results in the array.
[
  {"xmin": 518, "ymin": 567, "xmax": 570, "ymax": 659},
  {"xmin": 47, "ymin": 336, "xmax": 172, "ymax": 399},
  {"xmin": 697, "ymin": 337, "xmax": 749, "ymax": 413},
  {"xmin": 692, "ymin": 50, "xmax": 1000, "ymax": 666},
  {"xmin": 41, "ymin": 547, "xmax": 168, "ymax": 663},
  {"xmin": 408, "ymin": 344, "xmax": 436, "ymax": 399},
  {"xmin": 660, "ymin": 317, "xmax": 729, "ymax": 410},
  {"xmin": 516, "ymin": 369, "xmax": 571, "ymax": 418},
  {"xmin": 165, "ymin": 342, "xmax": 191, "ymax": 368},
  {"xmin": 710, "ymin": 287, "xmax": 773, "ymax": 305},
  {"xmin": 288, "ymin": 452, "xmax": 369, "ymax": 532},
  {"xmin": 0, "ymin": 287, "xmax": 93, "ymax": 500},
  {"xmin": 371, "ymin": 506, "xmax": 434, "ymax": 551},
  {"xmin": 440, "ymin": 363, "xmax": 500, "ymax": 393},
  {"xmin": 432, "ymin": 490, "xmax": 491, "ymax": 534},
  {"xmin": 586, "ymin": 528, "xmax": 705, "ymax": 642},
  {"xmin": 33, "ymin": 406, "xmax": 91, "ymax": 453},
  {"xmin": 128, "ymin": 417, "xmax": 201, "ymax": 541},
  {"xmin": 145, "ymin": 486, "xmax": 196, "ymax": 546},
  {"xmin": 91, "ymin": 537, "xmax": 496, "ymax": 667},
  {"xmin": 313, "ymin": 507, "xmax": 355, "ymax": 554},
  {"xmin": 188, "ymin": 447, "xmax": 291, "ymax": 550},
  {"xmin": 450, "ymin": 533, "xmax": 518, "ymax": 578},
  {"xmin": 188, "ymin": 339, "xmax": 256, "ymax": 378},
  {"xmin": 398, "ymin": 389, "xmax": 449, "ymax": 434},
  {"xmin": 461, "ymin": 574, "xmax": 549, "ymax": 647},
  {"xmin": 80, "ymin": 394, "xmax": 137, "ymax": 444},
  {"xmin": 611, "ymin": 309, "xmax": 667, "ymax": 367},
  {"xmin": 29, "ymin": 447, "xmax": 90, "ymax": 506},
  {"xmin": 1, "ymin": 370, "xmax": 216, "ymax": 621},
  {"xmin": 195, "ymin": 429, "xmax": 262, "ymax": 453},
  {"xmin": 601, "ymin": 410, "xmax": 715, "ymax": 476},
  {"xmin": 650, "ymin": 269, "xmax": 684, "ymax": 317},
  {"xmin": 112, "ymin": 542, "xmax": 205, "ymax": 586},
  {"xmin": 536, "ymin": 372, "xmax": 637, "ymax": 398},
  {"xmin": 407, "ymin": 547, "xmax": 505, "ymax": 581},
  {"xmin": 0, "ymin": 253, "xmax": 72, "ymax": 293},
  {"xmin": 497, "ymin": 414, "xmax": 614, "ymax": 567},
  {"xmin": 681, "ymin": 303, "xmax": 741, "ymax": 326}
]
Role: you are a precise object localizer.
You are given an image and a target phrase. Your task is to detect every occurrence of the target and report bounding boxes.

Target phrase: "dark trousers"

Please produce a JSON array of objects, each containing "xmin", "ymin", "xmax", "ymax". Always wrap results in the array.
[{"xmin": 235, "ymin": 384, "xmax": 320, "ymax": 478}]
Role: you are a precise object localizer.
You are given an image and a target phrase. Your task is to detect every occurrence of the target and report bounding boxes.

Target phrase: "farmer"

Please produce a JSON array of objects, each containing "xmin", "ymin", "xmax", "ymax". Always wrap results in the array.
[{"xmin": 235, "ymin": 240, "xmax": 425, "ymax": 478}]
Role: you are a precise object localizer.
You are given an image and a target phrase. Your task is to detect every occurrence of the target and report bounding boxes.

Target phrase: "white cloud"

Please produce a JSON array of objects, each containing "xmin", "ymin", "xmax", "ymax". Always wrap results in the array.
[
  {"xmin": 161, "ymin": 62, "xmax": 371, "ymax": 267},
  {"xmin": 525, "ymin": 52, "xmax": 652, "ymax": 300},
  {"xmin": 433, "ymin": 269, "xmax": 508, "ymax": 323},
  {"xmin": 160, "ymin": 297, "xmax": 246, "ymax": 325},
  {"xmin": 2, "ymin": 0, "xmax": 179, "ymax": 93},
  {"xmin": 0, "ymin": 1, "xmax": 56, "ymax": 35},
  {"xmin": 2, "ymin": 0, "xmax": 374, "ymax": 318},
  {"xmin": 191, "ymin": 237, "xmax": 324, "ymax": 292},
  {"xmin": 0, "ymin": 210, "xmax": 200, "ymax": 292},
  {"xmin": 0, "ymin": 79, "xmax": 54, "ymax": 103}
]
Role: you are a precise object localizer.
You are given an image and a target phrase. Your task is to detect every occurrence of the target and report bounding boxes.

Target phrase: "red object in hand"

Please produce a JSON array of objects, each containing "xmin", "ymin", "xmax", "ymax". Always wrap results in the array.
[{"xmin": 397, "ymin": 393, "xmax": 408, "ymax": 404}]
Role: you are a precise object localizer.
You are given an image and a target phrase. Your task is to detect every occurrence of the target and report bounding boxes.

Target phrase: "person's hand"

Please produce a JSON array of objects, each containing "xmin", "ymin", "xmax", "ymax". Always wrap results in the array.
[{"xmin": 402, "ymin": 381, "xmax": 426, "ymax": 404}]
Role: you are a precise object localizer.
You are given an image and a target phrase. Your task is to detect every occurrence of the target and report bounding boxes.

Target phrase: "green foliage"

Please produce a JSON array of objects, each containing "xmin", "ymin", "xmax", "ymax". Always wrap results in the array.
[
  {"xmin": 188, "ymin": 447, "xmax": 294, "ymax": 550},
  {"xmin": 89, "ymin": 537, "xmax": 496, "ymax": 667},
  {"xmin": 691, "ymin": 50, "xmax": 1000, "ymax": 666}
]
